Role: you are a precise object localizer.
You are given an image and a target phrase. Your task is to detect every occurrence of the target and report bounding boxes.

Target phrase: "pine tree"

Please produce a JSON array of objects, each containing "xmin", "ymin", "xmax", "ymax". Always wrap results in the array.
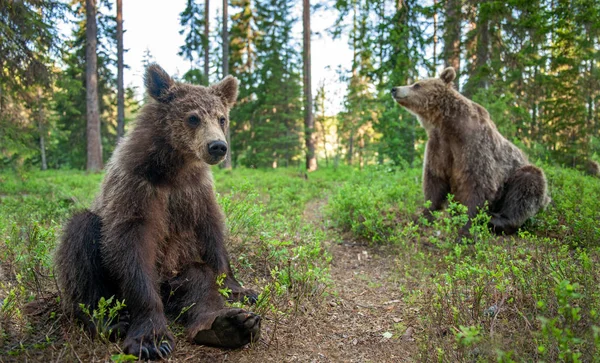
[
  {"xmin": 242, "ymin": 0, "xmax": 303, "ymax": 168},
  {"xmin": 53, "ymin": 0, "xmax": 119, "ymax": 169},
  {"xmin": 0, "ymin": 0, "xmax": 65, "ymax": 167},
  {"xmin": 228, "ymin": 0, "xmax": 258, "ymax": 166},
  {"xmin": 179, "ymin": 0, "xmax": 208, "ymax": 85}
]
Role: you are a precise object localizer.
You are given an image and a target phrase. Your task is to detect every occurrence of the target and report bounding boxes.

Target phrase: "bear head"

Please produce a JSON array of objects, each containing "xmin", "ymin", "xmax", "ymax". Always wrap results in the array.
[
  {"xmin": 391, "ymin": 67, "xmax": 457, "ymax": 128},
  {"xmin": 144, "ymin": 64, "xmax": 238, "ymax": 165}
]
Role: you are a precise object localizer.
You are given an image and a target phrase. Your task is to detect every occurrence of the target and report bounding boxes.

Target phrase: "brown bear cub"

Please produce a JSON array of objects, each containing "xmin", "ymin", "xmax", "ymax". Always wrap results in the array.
[
  {"xmin": 55, "ymin": 64, "xmax": 260, "ymax": 360},
  {"xmin": 392, "ymin": 67, "xmax": 550, "ymax": 237}
]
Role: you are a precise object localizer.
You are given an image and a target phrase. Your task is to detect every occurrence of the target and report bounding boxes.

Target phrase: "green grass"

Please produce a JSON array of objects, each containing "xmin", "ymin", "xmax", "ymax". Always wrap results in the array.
[
  {"xmin": 0, "ymin": 166, "xmax": 339, "ymax": 359},
  {"xmin": 0, "ymin": 164, "xmax": 599, "ymax": 361},
  {"xmin": 327, "ymin": 164, "xmax": 600, "ymax": 362}
]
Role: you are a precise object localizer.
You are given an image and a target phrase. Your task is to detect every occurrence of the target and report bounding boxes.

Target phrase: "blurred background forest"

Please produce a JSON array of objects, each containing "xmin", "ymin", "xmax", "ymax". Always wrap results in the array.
[{"xmin": 1, "ymin": 0, "xmax": 599, "ymax": 172}]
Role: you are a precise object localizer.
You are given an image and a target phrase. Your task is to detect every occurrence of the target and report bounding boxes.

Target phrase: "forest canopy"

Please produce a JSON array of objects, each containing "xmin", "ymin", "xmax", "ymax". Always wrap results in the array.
[{"xmin": 0, "ymin": 0, "xmax": 599, "ymax": 171}]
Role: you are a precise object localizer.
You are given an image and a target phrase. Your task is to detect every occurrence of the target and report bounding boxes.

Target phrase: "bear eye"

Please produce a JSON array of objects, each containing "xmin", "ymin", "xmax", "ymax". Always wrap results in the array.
[
  {"xmin": 219, "ymin": 116, "xmax": 226, "ymax": 128},
  {"xmin": 413, "ymin": 83, "xmax": 421, "ymax": 90},
  {"xmin": 187, "ymin": 115, "xmax": 201, "ymax": 127}
]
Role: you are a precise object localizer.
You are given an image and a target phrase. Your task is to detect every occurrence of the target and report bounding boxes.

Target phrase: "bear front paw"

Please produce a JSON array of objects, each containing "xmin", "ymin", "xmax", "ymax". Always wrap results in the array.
[
  {"xmin": 123, "ymin": 321, "xmax": 175, "ymax": 360},
  {"xmin": 191, "ymin": 308, "xmax": 261, "ymax": 349}
]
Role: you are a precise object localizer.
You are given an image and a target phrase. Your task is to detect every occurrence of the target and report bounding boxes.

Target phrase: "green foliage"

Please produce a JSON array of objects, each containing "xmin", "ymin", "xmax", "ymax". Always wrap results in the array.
[
  {"xmin": 532, "ymin": 166, "xmax": 600, "ymax": 246},
  {"xmin": 110, "ymin": 353, "xmax": 139, "ymax": 363},
  {"xmin": 327, "ymin": 164, "xmax": 600, "ymax": 361},
  {"xmin": 213, "ymin": 167, "xmax": 337, "ymax": 298},
  {"xmin": 178, "ymin": 0, "xmax": 207, "ymax": 77},
  {"xmin": 537, "ymin": 279, "xmax": 585, "ymax": 362},
  {"xmin": 0, "ymin": 167, "xmax": 337, "ymax": 358},
  {"xmin": 327, "ymin": 166, "xmax": 422, "ymax": 243},
  {"xmin": 216, "ymin": 273, "xmax": 232, "ymax": 299},
  {"xmin": 455, "ymin": 325, "xmax": 483, "ymax": 347},
  {"xmin": 50, "ymin": 0, "xmax": 127, "ymax": 169},
  {"xmin": 236, "ymin": 0, "xmax": 303, "ymax": 168},
  {"xmin": 0, "ymin": 164, "xmax": 599, "ymax": 361},
  {"xmin": 79, "ymin": 296, "xmax": 126, "ymax": 342}
]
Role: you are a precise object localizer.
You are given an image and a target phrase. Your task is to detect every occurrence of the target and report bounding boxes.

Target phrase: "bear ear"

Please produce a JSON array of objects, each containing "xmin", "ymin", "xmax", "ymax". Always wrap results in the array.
[
  {"xmin": 211, "ymin": 75, "xmax": 239, "ymax": 107},
  {"xmin": 144, "ymin": 64, "xmax": 175, "ymax": 103},
  {"xmin": 440, "ymin": 67, "xmax": 456, "ymax": 84}
]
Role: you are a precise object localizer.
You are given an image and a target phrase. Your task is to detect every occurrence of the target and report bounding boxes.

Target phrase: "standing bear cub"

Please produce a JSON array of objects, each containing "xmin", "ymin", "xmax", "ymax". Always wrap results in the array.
[
  {"xmin": 392, "ymin": 67, "xmax": 550, "ymax": 236},
  {"xmin": 55, "ymin": 64, "xmax": 260, "ymax": 360}
]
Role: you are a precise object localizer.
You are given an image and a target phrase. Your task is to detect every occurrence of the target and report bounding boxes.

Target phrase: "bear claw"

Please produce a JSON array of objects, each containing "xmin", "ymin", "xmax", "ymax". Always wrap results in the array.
[{"xmin": 123, "ymin": 327, "xmax": 174, "ymax": 361}]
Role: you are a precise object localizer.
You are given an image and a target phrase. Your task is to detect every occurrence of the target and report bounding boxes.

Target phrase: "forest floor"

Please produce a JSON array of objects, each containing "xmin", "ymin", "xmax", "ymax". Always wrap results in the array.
[
  {"xmin": 166, "ymin": 199, "xmax": 418, "ymax": 362},
  {"xmin": 139, "ymin": 199, "xmax": 419, "ymax": 363},
  {"xmin": 165, "ymin": 198, "xmax": 419, "ymax": 363},
  {"xmin": 1, "ymin": 165, "xmax": 599, "ymax": 362}
]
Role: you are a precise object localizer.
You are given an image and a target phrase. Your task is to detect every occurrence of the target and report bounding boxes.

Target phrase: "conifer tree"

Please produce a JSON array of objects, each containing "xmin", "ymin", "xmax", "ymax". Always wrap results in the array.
[{"xmin": 179, "ymin": 0, "xmax": 207, "ymax": 85}]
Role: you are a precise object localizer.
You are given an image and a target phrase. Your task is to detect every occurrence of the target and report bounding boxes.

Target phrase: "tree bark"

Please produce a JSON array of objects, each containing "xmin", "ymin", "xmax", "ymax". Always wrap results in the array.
[
  {"xmin": 86, "ymin": 0, "xmax": 103, "ymax": 171},
  {"xmin": 204, "ymin": 0, "xmax": 210, "ymax": 84},
  {"xmin": 303, "ymin": 0, "xmax": 316, "ymax": 171},
  {"xmin": 37, "ymin": 88, "xmax": 47, "ymax": 171},
  {"xmin": 475, "ymin": 15, "xmax": 489, "ymax": 90},
  {"xmin": 116, "ymin": 0, "xmax": 125, "ymax": 143},
  {"xmin": 464, "ymin": 4, "xmax": 489, "ymax": 98},
  {"xmin": 432, "ymin": 0, "xmax": 438, "ymax": 76},
  {"xmin": 222, "ymin": 0, "xmax": 232, "ymax": 169},
  {"xmin": 443, "ymin": 0, "xmax": 461, "ymax": 88},
  {"xmin": 347, "ymin": 131, "xmax": 353, "ymax": 165}
]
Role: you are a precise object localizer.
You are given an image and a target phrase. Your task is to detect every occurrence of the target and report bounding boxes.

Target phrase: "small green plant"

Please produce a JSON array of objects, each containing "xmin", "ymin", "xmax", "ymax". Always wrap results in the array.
[
  {"xmin": 0, "ymin": 287, "xmax": 22, "ymax": 324},
  {"xmin": 455, "ymin": 325, "xmax": 483, "ymax": 347},
  {"xmin": 537, "ymin": 279, "xmax": 585, "ymax": 362},
  {"xmin": 169, "ymin": 303, "xmax": 196, "ymax": 327},
  {"xmin": 79, "ymin": 296, "xmax": 126, "ymax": 342},
  {"xmin": 111, "ymin": 353, "xmax": 139, "ymax": 362},
  {"xmin": 216, "ymin": 273, "xmax": 232, "ymax": 299}
]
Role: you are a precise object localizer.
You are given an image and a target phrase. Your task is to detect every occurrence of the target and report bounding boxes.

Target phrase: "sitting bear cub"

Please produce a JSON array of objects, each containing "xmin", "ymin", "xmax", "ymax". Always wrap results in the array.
[
  {"xmin": 55, "ymin": 64, "xmax": 261, "ymax": 360},
  {"xmin": 392, "ymin": 67, "xmax": 550, "ymax": 236}
]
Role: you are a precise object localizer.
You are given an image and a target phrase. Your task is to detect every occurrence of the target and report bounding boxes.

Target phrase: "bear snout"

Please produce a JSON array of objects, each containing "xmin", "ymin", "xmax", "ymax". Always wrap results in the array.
[
  {"xmin": 391, "ymin": 86, "xmax": 409, "ymax": 100},
  {"xmin": 208, "ymin": 140, "xmax": 228, "ymax": 158}
]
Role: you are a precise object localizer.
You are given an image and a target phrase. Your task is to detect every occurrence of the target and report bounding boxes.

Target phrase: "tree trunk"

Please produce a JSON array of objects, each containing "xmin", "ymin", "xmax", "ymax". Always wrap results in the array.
[
  {"xmin": 303, "ymin": 0, "xmax": 316, "ymax": 171},
  {"xmin": 86, "ymin": 0, "xmax": 103, "ymax": 171},
  {"xmin": 347, "ymin": 131, "xmax": 354, "ymax": 165},
  {"xmin": 222, "ymin": 0, "xmax": 232, "ymax": 169},
  {"xmin": 358, "ymin": 133, "xmax": 364, "ymax": 170},
  {"xmin": 432, "ymin": 0, "xmax": 438, "ymax": 76},
  {"xmin": 319, "ymin": 119, "xmax": 329, "ymax": 167},
  {"xmin": 37, "ymin": 88, "xmax": 47, "ymax": 171},
  {"xmin": 116, "ymin": 0, "xmax": 125, "ymax": 143},
  {"xmin": 532, "ymin": 65, "xmax": 539, "ymax": 140},
  {"xmin": 475, "ymin": 16, "xmax": 489, "ymax": 90},
  {"xmin": 443, "ymin": 0, "xmax": 461, "ymax": 88},
  {"xmin": 464, "ymin": 4, "xmax": 489, "ymax": 98},
  {"xmin": 204, "ymin": 0, "xmax": 210, "ymax": 84}
]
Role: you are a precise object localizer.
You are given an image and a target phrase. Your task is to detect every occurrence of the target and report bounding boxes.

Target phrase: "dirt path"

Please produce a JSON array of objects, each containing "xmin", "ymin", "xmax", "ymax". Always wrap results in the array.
[
  {"xmin": 171, "ymin": 198, "xmax": 419, "ymax": 362},
  {"xmin": 275, "ymin": 198, "xmax": 420, "ymax": 362}
]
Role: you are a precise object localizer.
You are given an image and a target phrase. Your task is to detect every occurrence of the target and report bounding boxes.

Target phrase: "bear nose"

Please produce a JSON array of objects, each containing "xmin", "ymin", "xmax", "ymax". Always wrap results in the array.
[
  {"xmin": 208, "ymin": 141, "xmax": 228, "ymax": 157},
  {"xmin": 391, "ymin": 87, "xmax": 397, "ymax": 96}
]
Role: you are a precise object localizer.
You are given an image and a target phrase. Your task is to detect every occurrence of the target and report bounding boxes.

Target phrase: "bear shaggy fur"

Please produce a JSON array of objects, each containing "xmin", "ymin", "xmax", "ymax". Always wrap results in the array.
[
  {"xmin": 55, "ymin": 64, "xmax": 260, "ymax": 360},
  {"xmin": 392, "ymin": 67, "xmax": 550, "ymax": 236}
]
